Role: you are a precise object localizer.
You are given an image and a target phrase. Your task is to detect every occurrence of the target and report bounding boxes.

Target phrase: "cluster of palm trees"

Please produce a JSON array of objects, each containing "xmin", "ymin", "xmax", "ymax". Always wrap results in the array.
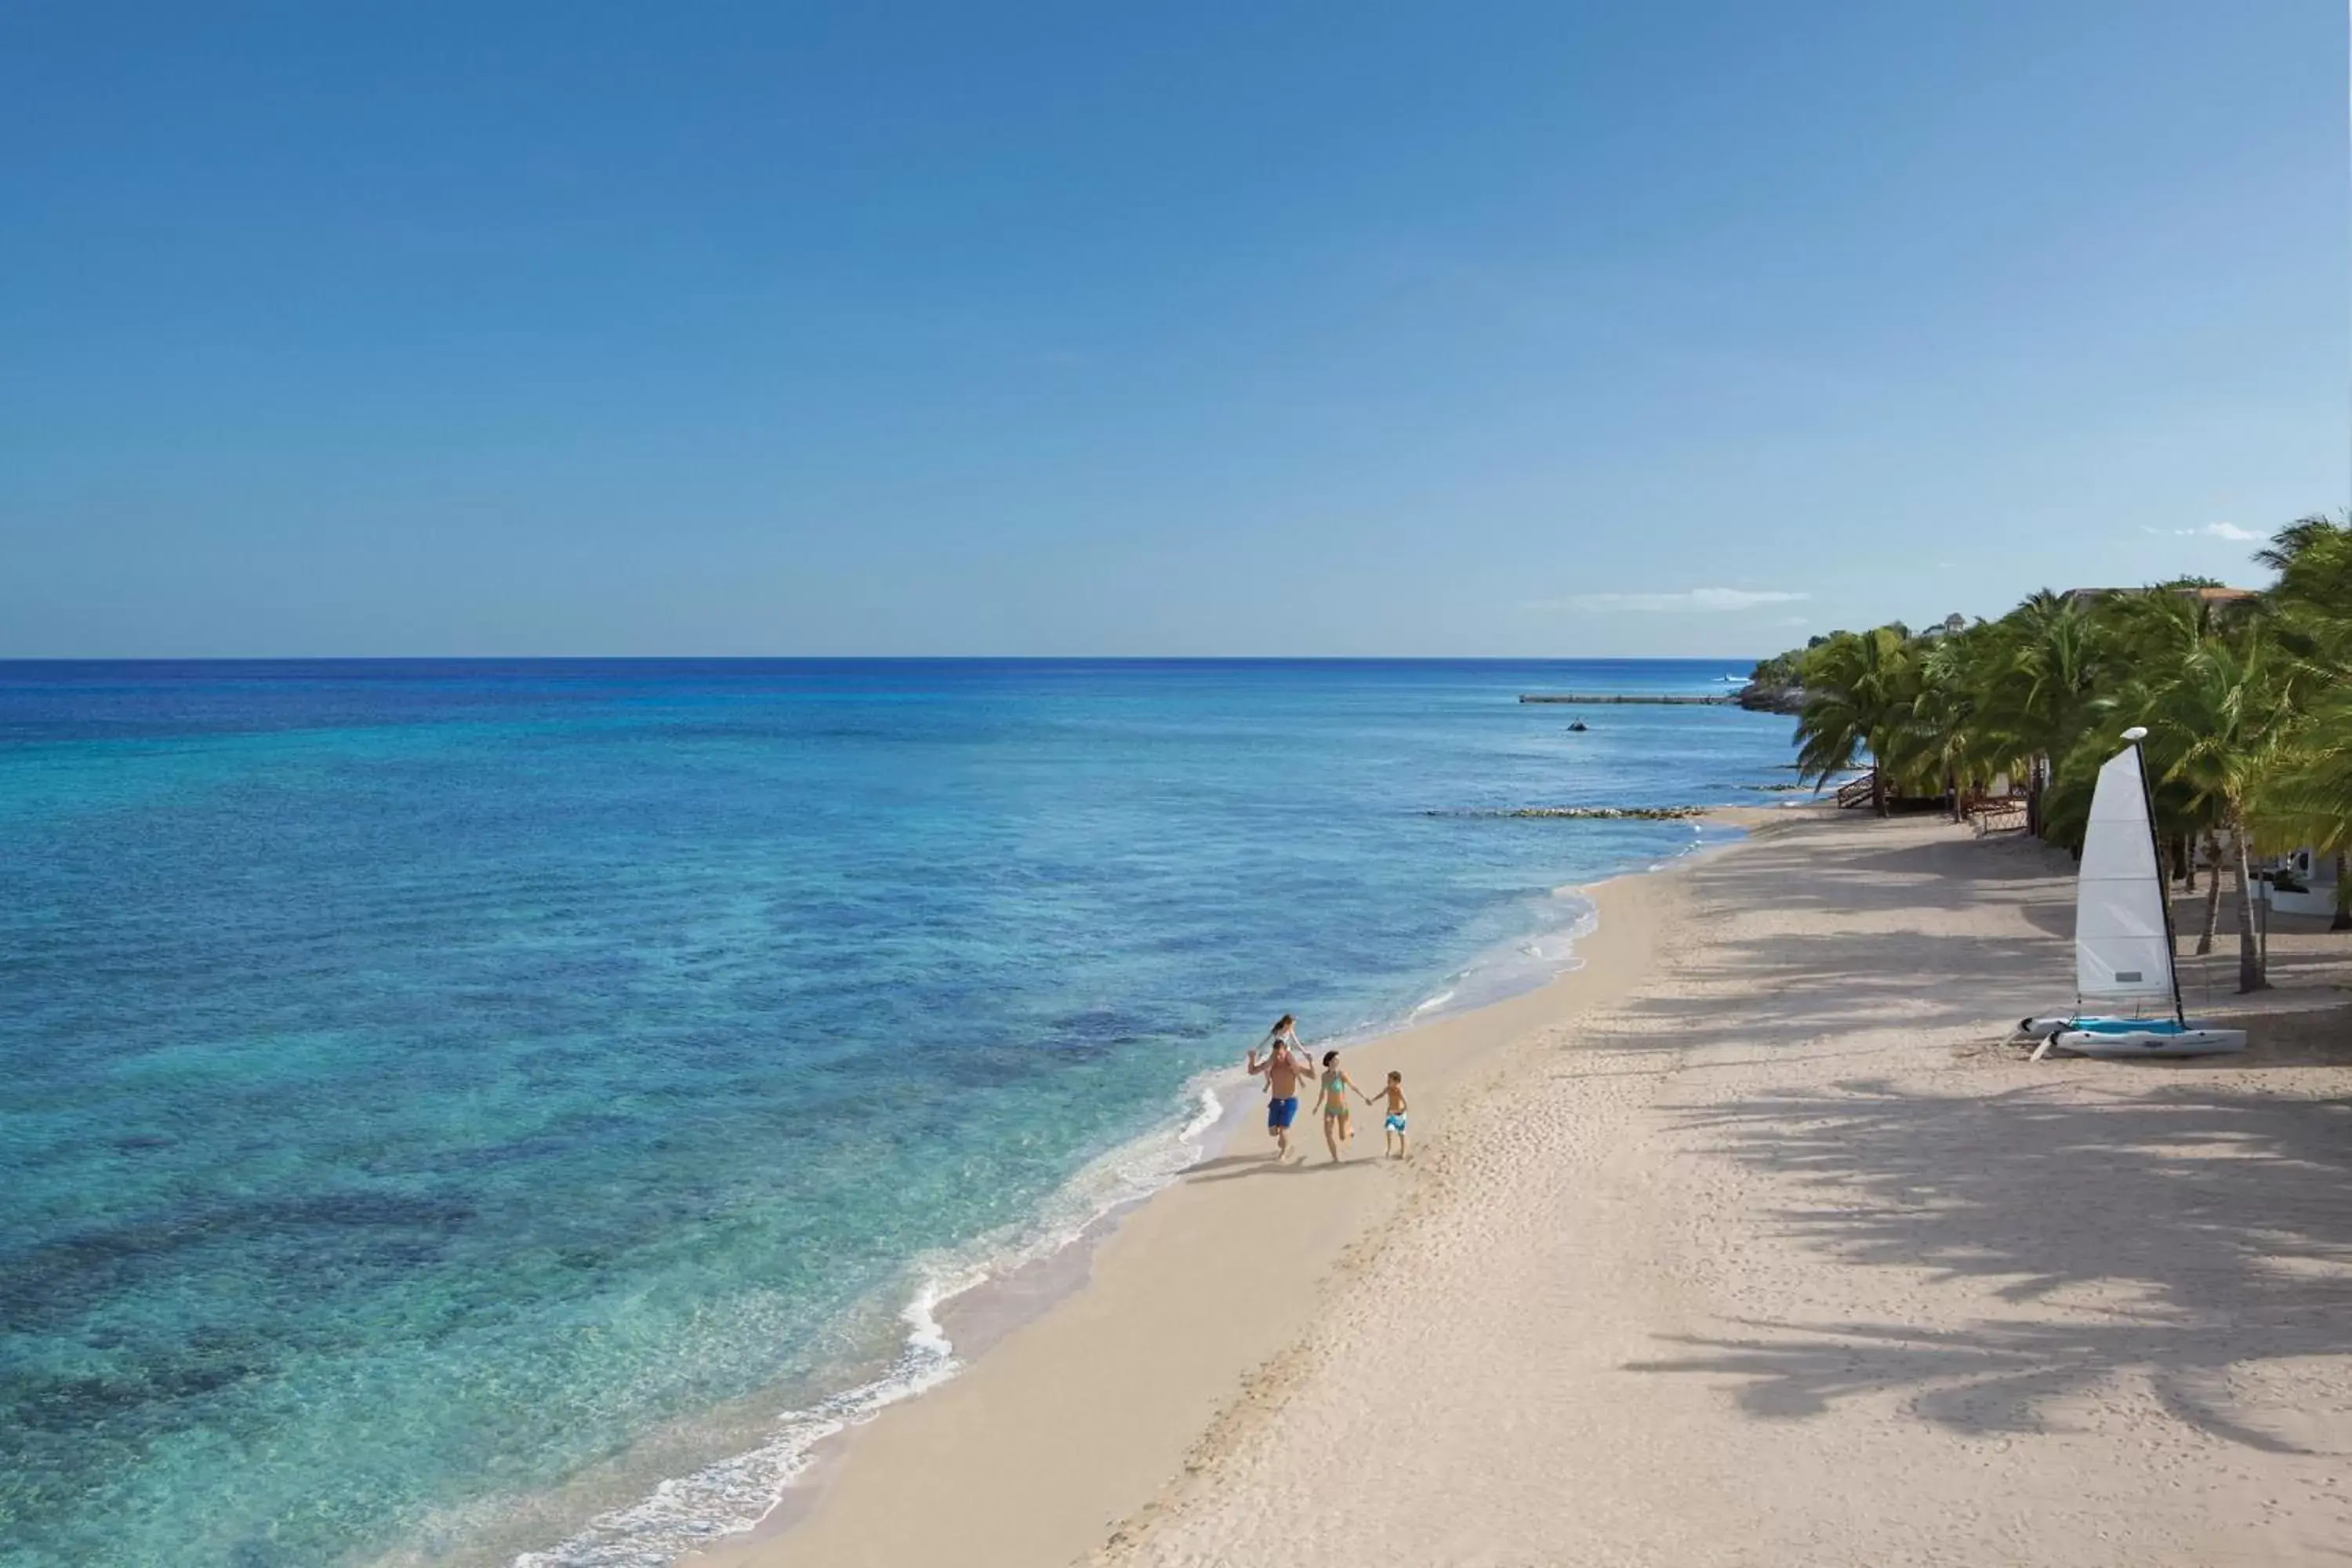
[{"xmin": 1759, "ymin": 515, "xmax": 2352, "ymax": 992}]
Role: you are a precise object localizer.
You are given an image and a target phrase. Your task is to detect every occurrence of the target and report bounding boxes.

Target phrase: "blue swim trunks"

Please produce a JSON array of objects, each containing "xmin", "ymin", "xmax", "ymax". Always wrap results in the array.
[
  {"xmin": 1267, "ymin": 1095, "xmax": 1299, "ymax": 1131},
  {"xmin": 1385, "ymin": 1112, "xmax": 1408, "ymax": 1134}
]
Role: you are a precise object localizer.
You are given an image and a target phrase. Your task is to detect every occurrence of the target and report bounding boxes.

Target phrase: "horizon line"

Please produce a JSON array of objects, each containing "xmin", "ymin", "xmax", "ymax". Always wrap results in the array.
[{"xmin": 0, "ymin": 653, "xmax": 1768, "ymax": 666}]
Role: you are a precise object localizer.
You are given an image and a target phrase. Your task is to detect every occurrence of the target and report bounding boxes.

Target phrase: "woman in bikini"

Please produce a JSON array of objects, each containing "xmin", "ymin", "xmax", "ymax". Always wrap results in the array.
[{"xmin": 1313, "ymin": 1049, "xmax": 1360, "ymax": 1163}]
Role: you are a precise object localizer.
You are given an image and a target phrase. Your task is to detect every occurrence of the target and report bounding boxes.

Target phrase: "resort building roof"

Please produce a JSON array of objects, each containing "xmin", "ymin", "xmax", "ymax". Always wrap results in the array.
[{"xmin": 2062, "ymin": 584, "xmax": 2259, "ymax": 608}]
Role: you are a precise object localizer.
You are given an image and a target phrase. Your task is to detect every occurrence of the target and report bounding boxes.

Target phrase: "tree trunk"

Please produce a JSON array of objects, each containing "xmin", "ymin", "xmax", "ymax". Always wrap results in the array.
[
  {"xmin": 2196, "ymin": 831, "xmax": 2223, "ymax": 956},
  {"xmin": 2234, "ymin": 826, "xmax": 2268, "ymax": 993},
  {"xmin": 1871, "ymin": 761, "xmax": 1887, "ymax": 818},
  {"xmin": 2182, "ymin": 837, "xmax": 2197, "ymax": 894},
  {"xmin": 2333, "ymin": 853, "xmax": 2350, "ymax": 933}
]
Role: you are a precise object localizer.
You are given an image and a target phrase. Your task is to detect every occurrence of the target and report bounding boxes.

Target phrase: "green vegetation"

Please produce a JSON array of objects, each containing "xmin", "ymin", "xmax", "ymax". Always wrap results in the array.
[{"xmin": 1756, "ymin": 515, "xmax": 2352, "ymax": 988}]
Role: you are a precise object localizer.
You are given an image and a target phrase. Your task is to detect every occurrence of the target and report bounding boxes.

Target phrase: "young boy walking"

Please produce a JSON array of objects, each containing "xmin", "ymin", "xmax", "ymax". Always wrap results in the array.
[{"xmin": 1373, "ymin": 1070, "xmax": 1409, "ymax": 1158}]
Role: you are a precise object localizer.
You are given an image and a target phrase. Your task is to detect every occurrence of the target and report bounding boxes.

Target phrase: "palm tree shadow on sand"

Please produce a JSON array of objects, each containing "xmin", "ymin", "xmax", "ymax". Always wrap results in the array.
[{"xmin": 1622, "ymin": 1077, "xmax": 2352, "ymax": 1454}]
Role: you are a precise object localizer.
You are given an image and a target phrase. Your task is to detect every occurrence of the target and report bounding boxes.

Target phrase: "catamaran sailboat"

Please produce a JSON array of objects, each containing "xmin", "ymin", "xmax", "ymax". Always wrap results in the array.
[{"xmin": 2016, "ymin": 728, "xmax": 2248, "ymax": 1058}]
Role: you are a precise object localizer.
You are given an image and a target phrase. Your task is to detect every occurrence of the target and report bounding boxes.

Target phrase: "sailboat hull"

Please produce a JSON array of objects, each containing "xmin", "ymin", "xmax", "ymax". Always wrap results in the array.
[
  {"xmin": 2018, "ymin": 1014, "xmax": 2145, "ymax": 1040},
  {"xmin": 2049, "ymin": 1022, "xmax": 2248, "ymax": 1058}
]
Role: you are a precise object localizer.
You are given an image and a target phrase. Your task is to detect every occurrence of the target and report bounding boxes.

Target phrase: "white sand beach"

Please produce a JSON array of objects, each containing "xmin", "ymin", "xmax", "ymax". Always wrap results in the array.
[{"xmin": 699, "ymin": 808, "xmax": 2352, "ymax": 1568}]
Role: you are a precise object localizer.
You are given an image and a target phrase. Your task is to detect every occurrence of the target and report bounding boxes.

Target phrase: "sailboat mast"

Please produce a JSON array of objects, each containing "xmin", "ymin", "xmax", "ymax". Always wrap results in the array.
[{"xmin": 2128, "ymin": 737, "xmax": 2188, "ymax": 1025}]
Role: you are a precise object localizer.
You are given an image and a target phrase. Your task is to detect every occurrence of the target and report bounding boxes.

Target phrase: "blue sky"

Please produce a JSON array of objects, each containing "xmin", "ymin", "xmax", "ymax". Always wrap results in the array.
[{"xmin": 1, "ymin": 2, "xmax": 2342, "ymax": 657}]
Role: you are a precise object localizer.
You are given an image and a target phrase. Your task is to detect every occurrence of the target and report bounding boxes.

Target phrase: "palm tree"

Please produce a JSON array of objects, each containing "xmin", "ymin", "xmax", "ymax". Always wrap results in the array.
[
  {"xmin": 1971, "ymin": 592, "xmax": 2102, "ymax": 837},
  {"xmin": 2253, "ymin": 514, "xmax": 2352, "ymax": 602},
  {"xmin": 2249, "ymin": 515, "xmax": 2352, "ymax": 909},
  {"xmin": 1893, "ymin": 623, "xmax": 2020, "ymax": 822},
  {"xmin": 1792, "ymin": 626, "xmax": 1919, "ymax": 815},
  {"xmin": 2254, "ymin": 683, "xmax": 2352, "ymax": 909},
  {"xmin": 2151, "ymin": 633, "xmax": 2292, "ymax": 992}
]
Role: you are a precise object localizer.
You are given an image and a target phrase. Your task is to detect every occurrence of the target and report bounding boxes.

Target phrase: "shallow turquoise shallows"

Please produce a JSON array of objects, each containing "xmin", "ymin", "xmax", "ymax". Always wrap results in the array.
[{"xmin": 0, "ymin": 659, "xmax": 1790, "ymax": 1568}]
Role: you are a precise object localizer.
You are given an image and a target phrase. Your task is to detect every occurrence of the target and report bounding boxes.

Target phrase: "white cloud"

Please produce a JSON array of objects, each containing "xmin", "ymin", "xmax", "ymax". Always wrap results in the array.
[
  {"xmin": 2140, "ymin": 521, "xmax": 2263, "ymax": 543},
  {"xmin": 1530, "ymin": 587, "xmax": 1810, "ymax": 614}
]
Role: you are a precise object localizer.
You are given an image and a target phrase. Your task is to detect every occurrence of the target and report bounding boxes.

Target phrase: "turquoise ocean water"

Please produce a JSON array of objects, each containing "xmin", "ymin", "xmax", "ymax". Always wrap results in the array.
[{"xmin": 1, "ymin": 659, "xmax": 1791, "ymax": 1567}]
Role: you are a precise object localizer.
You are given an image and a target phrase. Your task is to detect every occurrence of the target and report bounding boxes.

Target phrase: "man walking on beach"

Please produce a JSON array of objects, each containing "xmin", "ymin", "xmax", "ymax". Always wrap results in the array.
[{"xmin": 1247, "ymin": 1014, "xmax": 1308, "ymax": 1163}]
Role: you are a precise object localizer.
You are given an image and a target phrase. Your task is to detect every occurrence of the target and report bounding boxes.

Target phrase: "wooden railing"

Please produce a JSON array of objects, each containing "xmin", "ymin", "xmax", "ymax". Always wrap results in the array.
[
  {"xmin": 1835, "ymin": 771, "xmax": 1877, "ymax": 809},
  {"xmin": 1967, "ymin": 795, "xmax": 2030, "ymax": 836}
]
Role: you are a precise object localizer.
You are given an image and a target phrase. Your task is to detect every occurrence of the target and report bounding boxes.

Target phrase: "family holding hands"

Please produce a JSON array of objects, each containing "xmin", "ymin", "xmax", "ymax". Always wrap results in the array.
[{"xmin": 1244, "ymin": 1014, "xmax": 1409, "ymax": 1164}]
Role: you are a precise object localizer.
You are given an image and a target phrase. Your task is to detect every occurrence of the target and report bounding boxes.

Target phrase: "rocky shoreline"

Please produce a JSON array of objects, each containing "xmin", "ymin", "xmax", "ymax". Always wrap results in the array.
[
  {"xmin": 1732, "ymin": 679, "xmax": 1806, "ymax": 714},
  {"xmin": 1431, "ymin": 805, "xmax": 1710, "ymax": 821}
]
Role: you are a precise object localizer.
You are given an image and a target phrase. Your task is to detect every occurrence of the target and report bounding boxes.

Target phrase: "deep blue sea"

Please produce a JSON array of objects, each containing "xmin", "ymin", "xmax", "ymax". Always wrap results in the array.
[{"xmin": 1, "ymin": 659, "xmax": 1791, "ymax": 1568}]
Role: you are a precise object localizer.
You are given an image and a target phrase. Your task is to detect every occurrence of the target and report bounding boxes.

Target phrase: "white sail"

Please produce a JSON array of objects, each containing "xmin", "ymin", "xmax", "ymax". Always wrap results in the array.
[{"xmin": 2076, "ymin": 746, "xmax": 2176, "ymax": 1007}]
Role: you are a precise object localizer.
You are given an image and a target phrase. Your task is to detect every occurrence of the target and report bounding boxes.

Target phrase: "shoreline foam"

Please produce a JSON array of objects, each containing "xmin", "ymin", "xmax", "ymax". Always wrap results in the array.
[{"xmin": 510, "ymin": 1073, "xmax": 1238, "ymax": 1568}]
